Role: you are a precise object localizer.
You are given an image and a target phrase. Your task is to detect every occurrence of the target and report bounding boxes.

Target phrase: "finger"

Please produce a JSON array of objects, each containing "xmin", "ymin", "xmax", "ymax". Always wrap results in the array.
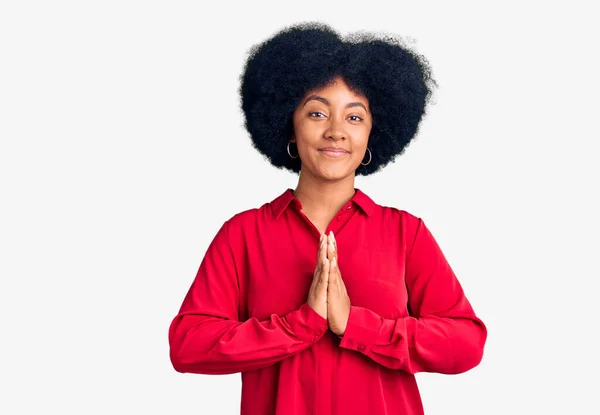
[
  {"xmin": 327, "ymin": 234, "xmax": 335, "ymax": 261},
  {"xmin": 314, "ymin": 236, "xmax": 324, "ymax": 276},
  {"xmin": 331, "ymin": 255, "xmax": 340, "ymax": 283},
  {"xmin": 312, "ymin": 234, "xmax": 326, "ymax": 283},
  {"xmin": 317, "ymin": 233, "xmax": 324, "ymax": 261},
  {"xmin": 329, "ymin": 231, "xmax": 339, "ymax": 262},
  {"xmin": 320, "ymin": 233, "xmax": 328, "ymax": 264},
  {"xmin": 320, "ymin": 258, "xmax": 330, "ymax": 285}
]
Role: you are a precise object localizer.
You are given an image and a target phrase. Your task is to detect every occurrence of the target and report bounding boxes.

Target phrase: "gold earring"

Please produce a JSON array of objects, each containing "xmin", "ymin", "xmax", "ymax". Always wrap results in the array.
[
  {"xmin": 287, "ymin": 140, "xmax": 298, "ymax": 159},
  {"xmin": 361, "ymin": 147, "xmax": 372, "ymax": 166}
]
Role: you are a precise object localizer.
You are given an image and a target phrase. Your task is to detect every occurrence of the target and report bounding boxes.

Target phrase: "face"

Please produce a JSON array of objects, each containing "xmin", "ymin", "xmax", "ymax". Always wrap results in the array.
[{"xmin": 291, "ymin": 77, "xmax": 372, "ymax": 182}]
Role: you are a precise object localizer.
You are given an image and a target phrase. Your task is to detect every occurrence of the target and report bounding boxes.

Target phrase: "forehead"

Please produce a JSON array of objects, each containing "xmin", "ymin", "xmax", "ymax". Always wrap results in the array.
[{"xmin": 303, "ymin": 78, "xmax": 368, "ymax": 103}]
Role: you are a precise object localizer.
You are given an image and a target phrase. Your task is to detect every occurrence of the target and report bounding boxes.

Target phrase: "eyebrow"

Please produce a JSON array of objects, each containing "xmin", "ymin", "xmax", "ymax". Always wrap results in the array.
[{"xmin": 302, "ymin": 95, "xmax": 369, "ymax": 113}]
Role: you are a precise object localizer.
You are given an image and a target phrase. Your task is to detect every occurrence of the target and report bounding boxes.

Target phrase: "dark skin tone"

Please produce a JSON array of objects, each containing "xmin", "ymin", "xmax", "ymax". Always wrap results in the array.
[{"xmin": 291, "ymin": 76, "xmax": 373, "ymax": 336}]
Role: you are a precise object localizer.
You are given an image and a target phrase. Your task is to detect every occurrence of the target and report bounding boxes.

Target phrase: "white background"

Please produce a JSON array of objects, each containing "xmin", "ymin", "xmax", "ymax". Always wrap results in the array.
[{"xmin": 1, "ymin": 1, "xmax": 599, "ymax": 414}]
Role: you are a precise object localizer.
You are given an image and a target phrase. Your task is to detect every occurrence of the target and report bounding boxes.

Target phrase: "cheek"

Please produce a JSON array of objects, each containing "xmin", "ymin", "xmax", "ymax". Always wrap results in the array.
[
  {"xmin": 350, "ymin": 151, "xmax": 366, "ymax": 167},
  {"xmin": 294, "ymin": 128, "xmax": 322, "ymax": 154},
  {"xmin": 354, "ymin": 131, "xmax": 371, "ymax": 152},
  {"xmin": 359, "ymin": 130, "xmax": 372, "ymax": 152},
  {"xmin": 297, "ymin": 119, "xmax": 321, "ymax": 137},
  {"xmin": 292, "ymin": 115, "xmax": 309, "ymax": 138}
]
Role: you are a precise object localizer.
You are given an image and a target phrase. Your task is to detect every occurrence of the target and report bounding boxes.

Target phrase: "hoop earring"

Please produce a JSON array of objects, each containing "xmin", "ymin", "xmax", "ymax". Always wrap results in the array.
[
  {"xmin": 361, "ymin": 147, "xmax": 372, "ymax": 166},
  {"xmin": 287, "ymin": 140, "xmax": 298, "ymax": 159}
]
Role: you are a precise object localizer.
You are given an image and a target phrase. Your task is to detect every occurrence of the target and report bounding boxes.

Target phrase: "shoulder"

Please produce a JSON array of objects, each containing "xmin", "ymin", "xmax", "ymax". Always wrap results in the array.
[
  {"xmin": 376, "ymin": 203, "xmax": 423, "ymax": 227},
  {"xmin": 221, "ymin": 198, "xmax": 276, "ymax": 234},
  {"xmin": 357, "ymin": 189, "xmax": 420, "ymax": 225},
  {"xmin": 355, "ymin": 189, "xmax": 424, "ymax": 236},
  {"xmin": 225, "ymin": 189, "xmax": 293, "ymax": 228},
  {"xmin": 374, "ymin": 204, "xmax": 425, "ymax": 245}
]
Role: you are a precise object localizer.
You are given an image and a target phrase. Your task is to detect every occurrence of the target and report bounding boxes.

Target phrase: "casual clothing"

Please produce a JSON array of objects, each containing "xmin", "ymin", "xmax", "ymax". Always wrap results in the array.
[{"xmin": 169, "ymin": 188, "xmax": 487, "ymax": 415}]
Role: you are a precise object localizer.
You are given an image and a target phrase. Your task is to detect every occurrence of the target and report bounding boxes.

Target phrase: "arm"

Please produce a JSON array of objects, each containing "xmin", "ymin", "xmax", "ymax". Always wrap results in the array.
[
  {"xmin": 339, "ymin": 217, "xmax": 487, "ymax": 374},
  {"xmin": 168, "ymin": 219, "xmax": 328, "ymax": 375}
]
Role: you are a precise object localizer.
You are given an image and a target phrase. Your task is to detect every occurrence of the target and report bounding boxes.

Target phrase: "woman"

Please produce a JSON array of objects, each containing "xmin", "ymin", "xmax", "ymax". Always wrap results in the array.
[{"xmin": 169, "ymin": 22, "xmax": 487, "ymax": 415}]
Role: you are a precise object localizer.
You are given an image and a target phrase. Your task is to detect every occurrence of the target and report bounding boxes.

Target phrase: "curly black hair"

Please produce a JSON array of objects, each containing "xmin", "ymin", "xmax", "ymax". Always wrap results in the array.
[{"xmin": 239, "ymin": 22, "xmax": 437, "ymax": 176}]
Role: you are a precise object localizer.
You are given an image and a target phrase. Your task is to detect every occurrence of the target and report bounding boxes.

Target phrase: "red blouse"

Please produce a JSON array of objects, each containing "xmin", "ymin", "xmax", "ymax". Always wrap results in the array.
[{"xmin": 169, "ymin": 188, "xmax": 487, "ymax": 415}]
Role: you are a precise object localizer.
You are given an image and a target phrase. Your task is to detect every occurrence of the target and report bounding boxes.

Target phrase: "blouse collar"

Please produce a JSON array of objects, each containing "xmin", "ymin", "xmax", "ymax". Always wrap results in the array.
[{"xmin": 270, "ymin": 188, "xmax": 376, "ymax": 220}]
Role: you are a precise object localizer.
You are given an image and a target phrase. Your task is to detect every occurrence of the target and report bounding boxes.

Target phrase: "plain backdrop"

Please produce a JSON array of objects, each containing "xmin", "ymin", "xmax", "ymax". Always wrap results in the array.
[{"xmin": 1, "ymin": 1, "xmax": 599, "ymax": 414}]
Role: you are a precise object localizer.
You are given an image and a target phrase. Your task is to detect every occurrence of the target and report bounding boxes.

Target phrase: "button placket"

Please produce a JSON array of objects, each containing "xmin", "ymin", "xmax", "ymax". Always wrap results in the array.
[
  {"xmin": 336, "ymin": 205, "xmax": 352, "ymax": 221},
  {"xmin": 331, "ymin": 204, "xmax": 355, "ymax": 234}
]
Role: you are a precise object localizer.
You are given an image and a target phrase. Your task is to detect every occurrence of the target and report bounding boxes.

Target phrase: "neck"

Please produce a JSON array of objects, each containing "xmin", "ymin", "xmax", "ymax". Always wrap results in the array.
[{"xmin": 292, "ymin": 169, "xmax": 357, "ymax": 214}]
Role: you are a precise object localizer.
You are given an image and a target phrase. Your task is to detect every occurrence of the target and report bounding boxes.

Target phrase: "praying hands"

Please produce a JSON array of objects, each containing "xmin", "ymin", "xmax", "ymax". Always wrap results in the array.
[{"xmin": 306, "ymin": 231, "xmax": 351, "ymax": 336}]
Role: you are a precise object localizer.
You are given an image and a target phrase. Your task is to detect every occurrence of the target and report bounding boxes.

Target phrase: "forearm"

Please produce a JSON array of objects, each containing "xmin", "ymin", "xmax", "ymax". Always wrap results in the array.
[
  {"xmin": 169, "ymin": 303, "xmax": 327, "ymax": 374},
  {"xmin": 339, "ymin": 305, "xmax": 487, "ymax": 374}
]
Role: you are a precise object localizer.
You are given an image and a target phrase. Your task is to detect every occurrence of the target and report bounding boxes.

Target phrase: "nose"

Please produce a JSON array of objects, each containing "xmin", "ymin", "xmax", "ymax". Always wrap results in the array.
[{"xmin": 323, "ymin": 115, "xmax": 346, "ymax": 141}]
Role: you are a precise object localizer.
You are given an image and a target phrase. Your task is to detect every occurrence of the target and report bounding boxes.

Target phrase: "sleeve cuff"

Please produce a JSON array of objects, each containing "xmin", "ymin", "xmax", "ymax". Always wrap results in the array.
[
  {"xmin": 339, "ymin": 305, "xmax": 382, "ymax": 354},
  {"xmin": 285, "ymin": 302, "xmax": 328, "ymax": 343}
]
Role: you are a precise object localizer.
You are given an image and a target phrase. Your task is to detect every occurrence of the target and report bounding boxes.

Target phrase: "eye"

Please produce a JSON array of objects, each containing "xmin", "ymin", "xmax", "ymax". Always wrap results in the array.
[
  {"xmin": 348, "ymin": 115, "xmax": 363, "ymax": 122},
  {"xmin": 309, "ymin": 112, "xmax": 326, "ymax": 118}
]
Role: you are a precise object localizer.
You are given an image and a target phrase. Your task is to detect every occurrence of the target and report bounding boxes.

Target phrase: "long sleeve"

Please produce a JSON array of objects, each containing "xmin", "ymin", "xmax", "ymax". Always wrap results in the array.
[
  {"xmin": 168, "ymin": 219, "xmax": 328, "ymax": 375},
  {"xmin": 339, "ymin": 217, "xmax": 487, "ymax": 374}
]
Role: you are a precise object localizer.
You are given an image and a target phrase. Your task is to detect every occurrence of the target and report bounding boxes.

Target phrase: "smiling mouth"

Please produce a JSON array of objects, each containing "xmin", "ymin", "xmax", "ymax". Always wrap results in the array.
[{"xmin": 319, "ymin": 149, "xmax": 349, "ymax": 158}]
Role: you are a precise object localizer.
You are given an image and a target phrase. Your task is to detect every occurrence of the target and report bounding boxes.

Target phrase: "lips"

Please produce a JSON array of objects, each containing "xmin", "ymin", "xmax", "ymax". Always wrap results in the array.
[
  {"xmin": 318, "ymin": 147, "xmax": 349, "ymax": 153},
  {"xmin": 319, "ymin": 147, "xmax": 349, "ymax": 158}
]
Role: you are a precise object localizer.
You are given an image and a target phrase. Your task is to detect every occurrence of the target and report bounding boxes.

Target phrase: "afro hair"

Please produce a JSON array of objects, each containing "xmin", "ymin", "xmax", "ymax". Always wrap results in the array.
[{"xmin": 239, "ymin": 22, "xmax": 437, "ymax": 176}]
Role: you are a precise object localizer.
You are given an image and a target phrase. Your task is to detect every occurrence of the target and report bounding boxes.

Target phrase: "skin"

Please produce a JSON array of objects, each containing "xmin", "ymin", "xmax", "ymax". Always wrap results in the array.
[
  {"xmin": 306, "ymin": 229, "xmax": 351, "ymax": 336},
  {"xmin": 292, "ymin": 76, "xmax": 373, "ymax": 336}
]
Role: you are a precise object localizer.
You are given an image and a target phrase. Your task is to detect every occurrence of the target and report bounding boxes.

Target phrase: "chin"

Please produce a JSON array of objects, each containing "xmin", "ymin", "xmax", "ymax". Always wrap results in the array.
[{"xmin": 318, "ymin": 167, "xmax": 354, "ymax": 181}]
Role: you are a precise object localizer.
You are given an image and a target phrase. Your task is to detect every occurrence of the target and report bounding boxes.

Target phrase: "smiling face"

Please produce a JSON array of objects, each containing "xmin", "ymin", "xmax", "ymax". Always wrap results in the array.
[{"xmin": 291, "ymin": 76, "xmax": 373, "ymax": 182}]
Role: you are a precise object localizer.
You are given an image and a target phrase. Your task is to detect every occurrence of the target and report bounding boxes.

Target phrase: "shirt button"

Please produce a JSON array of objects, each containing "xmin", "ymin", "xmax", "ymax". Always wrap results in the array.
[
  {"xmin": 337, "ymin": 216, "xmax": 342, "ymax": 221},
  {"xmin": 358, "ymin": 345, "xmax": 366, "ymax": 352},
  {"xmin": 313, "ymin": 335, "xmax": 319, "ymax": 341}
]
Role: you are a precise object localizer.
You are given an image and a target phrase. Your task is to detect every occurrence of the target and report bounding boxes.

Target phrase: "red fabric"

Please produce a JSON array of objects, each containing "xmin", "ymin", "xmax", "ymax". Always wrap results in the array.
[{"xmin": 169, "ymin": 188, "xmax": 487, "ymax": 415}]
